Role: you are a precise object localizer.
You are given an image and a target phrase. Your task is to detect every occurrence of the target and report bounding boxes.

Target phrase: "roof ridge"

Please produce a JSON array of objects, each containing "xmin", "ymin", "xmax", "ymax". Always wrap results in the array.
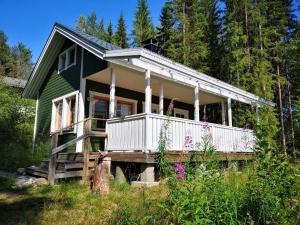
[{"xmin": 54, "ymin": 22, "xmax": 122, "ymax": 51}]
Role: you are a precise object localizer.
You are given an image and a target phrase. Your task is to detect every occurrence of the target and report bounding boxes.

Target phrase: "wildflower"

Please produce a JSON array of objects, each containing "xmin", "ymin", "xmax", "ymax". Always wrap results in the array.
[
  {"xmin": 175, "ymin": 162, "xmax": 185, "ymax": 179},
  {"xmin": 202, "ymin": 121, "xmax": 210, "ymax": 132},
  {"xmin": 184, "ymin": 134, "xmax": 193, "ymax": 149}
]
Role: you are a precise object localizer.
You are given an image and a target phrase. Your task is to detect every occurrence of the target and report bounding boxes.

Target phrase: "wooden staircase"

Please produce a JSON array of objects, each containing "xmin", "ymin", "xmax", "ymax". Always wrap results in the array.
[{"xmin": 26, "ymin": 152, "xmax": 101, "ymax": 180}]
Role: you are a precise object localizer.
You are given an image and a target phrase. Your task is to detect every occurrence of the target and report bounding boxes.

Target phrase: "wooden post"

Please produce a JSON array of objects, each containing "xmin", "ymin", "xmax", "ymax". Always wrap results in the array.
[
  {"xmin": 145, "ymin": 69, "xmax": 151, "ymax": 113},
  {"xmin": 227, "ymin": 98, "xmax": 232, "ymax": 127},
  {"xmin": 221, "ymin": 100, "xmax": 226, "ymax": 125},
  {"xmin": 194, "ymin": 85, "xmax": 199, "ymax": 122},
  {"xmin": 159, "ymin": 83, "xmax": 164, "ymax": 115},
  {"xmin": 48, "ymin": 133, "xmax": 58, "ymax": 185},
  {"xmin": 109, "ymin": 68, "xmax": 116, "ymax": 118},
  {"xmin": 82, "ymin": 137, "xmax": 90, "ymax": 181}
]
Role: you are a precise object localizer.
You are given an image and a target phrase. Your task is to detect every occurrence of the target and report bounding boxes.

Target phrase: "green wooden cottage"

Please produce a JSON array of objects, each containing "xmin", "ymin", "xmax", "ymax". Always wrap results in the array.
[{"xmin": 23, "ymin": 23, "xmax": 274, "ymax": 184}]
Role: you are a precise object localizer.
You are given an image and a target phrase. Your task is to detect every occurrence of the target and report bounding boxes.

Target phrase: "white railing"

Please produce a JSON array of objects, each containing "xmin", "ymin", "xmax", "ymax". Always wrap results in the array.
[{"xmin": 106, "ymin": 113, "xmax": 255, "ymax": 152}]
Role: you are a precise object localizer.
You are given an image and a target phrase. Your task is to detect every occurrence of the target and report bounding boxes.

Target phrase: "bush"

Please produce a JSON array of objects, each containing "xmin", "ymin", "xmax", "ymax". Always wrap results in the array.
[{"xmin": 0, "ymin": 77, "xmax": 41, "ymax": 171}]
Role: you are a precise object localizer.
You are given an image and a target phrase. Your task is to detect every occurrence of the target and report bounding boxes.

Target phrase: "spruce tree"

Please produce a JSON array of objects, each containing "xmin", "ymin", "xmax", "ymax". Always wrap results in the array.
[
  {"xmin": 132, "ymin": 0, "xmax": 155, "ymax": 46},
  {"xmin": 157, "ymin": 2, "xmax": 175, "ymax": 57},
  {"xmin": 201, "ymin": 0, "xmax": 222, "ymax": 79},
  {"xmin": 115, "ymin": 13, "xmax": 128, "ymax": 48},
  {"xmin": 98, "ymin": 18, "xmax": 108, "ymax": 41},
  {"xmin": 171, "ymin": 0, "xmax": 208, "ymax": 72},
  {"xmin": 86, "ymin": 12, "xmax": 99, "ymax": 37},
  {"xmin": 106, "ymin": 21, "xmax": 114, "ymax": 43}
]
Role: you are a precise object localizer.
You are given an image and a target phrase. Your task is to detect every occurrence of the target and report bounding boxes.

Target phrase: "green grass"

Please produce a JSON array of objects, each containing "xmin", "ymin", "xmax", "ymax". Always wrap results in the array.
[{"xmin": 0, "ymin": 177, "xmax": 167, "ymax": 225}]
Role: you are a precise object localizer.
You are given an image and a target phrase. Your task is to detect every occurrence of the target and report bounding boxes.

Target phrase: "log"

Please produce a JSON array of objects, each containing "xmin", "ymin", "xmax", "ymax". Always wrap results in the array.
[{"xmin": 92, "ymin": 156, "xmax": 111, "ymax": 195}]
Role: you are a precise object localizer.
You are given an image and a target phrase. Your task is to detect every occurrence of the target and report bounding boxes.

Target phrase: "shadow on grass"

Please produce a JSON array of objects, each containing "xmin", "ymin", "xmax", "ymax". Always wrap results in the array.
[{"xmin": 0, "ymin": 194, "xmax": 53, "ymax": 225}]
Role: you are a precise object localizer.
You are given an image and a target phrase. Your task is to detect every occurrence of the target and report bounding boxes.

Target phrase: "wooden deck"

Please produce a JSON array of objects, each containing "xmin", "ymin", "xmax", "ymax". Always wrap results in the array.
[{"xmin": 107, "ymin": 151, "xmax": 254, "ymax": 163}]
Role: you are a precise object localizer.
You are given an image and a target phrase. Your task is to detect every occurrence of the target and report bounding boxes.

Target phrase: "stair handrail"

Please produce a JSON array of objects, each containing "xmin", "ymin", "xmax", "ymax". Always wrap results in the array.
[
  {"xmin": 50, "ymin": 117, "xmax": 107, "ymax": 136},
  {"xmin": 50, "ymin": 119, "xmax": 108, "ymax": 155}
]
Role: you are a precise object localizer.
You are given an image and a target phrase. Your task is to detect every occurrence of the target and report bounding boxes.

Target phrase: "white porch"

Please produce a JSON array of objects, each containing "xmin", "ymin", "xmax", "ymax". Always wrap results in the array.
[
  {"xmin": 106, "ymin": 113, "xmax": 255, "ymax": 152},
  {"xmin": 84, "ymin": 62, "xmax": 259, "ymax": 153}
]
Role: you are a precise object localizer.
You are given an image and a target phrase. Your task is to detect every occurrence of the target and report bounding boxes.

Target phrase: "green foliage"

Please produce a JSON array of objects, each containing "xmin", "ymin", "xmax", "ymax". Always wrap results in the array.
[
  {"xmin": 76, "ymin": 12, "xmax": 109, "ymax": 42},
  {"xmin": 106, "ymin": 21, "xmax": 114, "ymax": 44},
  {"xmin": 0, "ymin": 77, "xmax": 40, "ymax": 171},
  {"xmin": 115, "ymin": 13, "xmax": 129, "ymax": 48},
  {"xmin": 157, "ymin": 2, "xmax": 175, "ymax": 56},
  {"xmin": 0, "ymin": 30, "xmax": 32, "ymax": 79},
  {"xmin": 132, "ymin": 0, "xmax": 155, "ymax": 46}
]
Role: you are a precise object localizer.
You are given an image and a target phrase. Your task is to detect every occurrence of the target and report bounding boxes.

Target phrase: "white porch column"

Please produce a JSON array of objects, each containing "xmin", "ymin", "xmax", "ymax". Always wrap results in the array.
[
  {"xmin": 32, "ymin": 92, "xmax": 39, "ymax": 154},
  {"xmin": 76, "ymin": 48, "xmax": 85, "ymax": 152},
  {"xmin": 194, "ymin": 85, "xmax": 199, "ymax": 122},
  {"xmin": 159, "ymin": 83, "xmax": 164, "ymax": 115},
  {"xmin": 145, "ymin": 69, "xmax": 151, "ymax": 114},
  {"xmin": 221, "ymin": 100, "xmax": 226, "ymax": 125},
  {"xmin": 109, "ymin": 68, "xmax": 116, "ymax": 118},
  {"xmin": 227, "ymin": 98, "xmax": 232, "ymax": 127}
]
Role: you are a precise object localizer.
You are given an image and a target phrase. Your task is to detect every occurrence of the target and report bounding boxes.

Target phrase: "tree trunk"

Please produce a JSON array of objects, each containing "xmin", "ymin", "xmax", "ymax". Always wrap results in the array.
[
  {"xmin": 92, "ymin": 156, "xmax": 111, "ymax": 195},
  {"xmin": 287, "ymin": 79, "xmax": 296, "ymax": 160},
  {"xmin": 276, "ymin": 64, "xmax": 286, "ymax": 153},
  {"xmin": 244, "ymin": 3, "xmax": 251, "ymax": 71}
]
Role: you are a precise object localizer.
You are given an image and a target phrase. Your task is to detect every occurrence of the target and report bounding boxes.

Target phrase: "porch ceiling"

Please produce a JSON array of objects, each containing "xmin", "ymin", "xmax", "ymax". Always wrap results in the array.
[{"xmin": 87, "ymin": 67, "xmax": 224, "ymax": 105}]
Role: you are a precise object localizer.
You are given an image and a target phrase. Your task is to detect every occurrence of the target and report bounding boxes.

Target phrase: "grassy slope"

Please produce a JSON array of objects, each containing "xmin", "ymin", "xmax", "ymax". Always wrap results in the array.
[{"xmin": 0, "ymin": 177, "xmax": 167, "ymax": 225}]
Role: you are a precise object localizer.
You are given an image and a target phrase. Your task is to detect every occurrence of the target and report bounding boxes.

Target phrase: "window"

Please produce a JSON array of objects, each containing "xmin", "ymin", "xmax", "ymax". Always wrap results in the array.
[
  {"xmin": 142, "ymin": 102, "xmax": 159, "ymax": 114},
  {"xmin": 173, "ymin": 108, "xmax": 189, "ymax": 119},
  {"xmin": 51, "ymin": 91, "xmax": 79, "ymax": 133},
  {"xmin": 58, "ymin": 45, "xmax": 76, "ymax": 72},
  {"xmin": 89, "ymin": 92, "xmax": 137, "ymax": 120},
  {"xmin": 116, "ymin": 101, "xmax": 134, "ymax": 117}
]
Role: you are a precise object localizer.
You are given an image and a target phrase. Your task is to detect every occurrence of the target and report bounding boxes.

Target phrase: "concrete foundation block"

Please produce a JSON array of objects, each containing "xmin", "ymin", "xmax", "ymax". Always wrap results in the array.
[
  {"xmin": 140, "ymin": 163, "xmax": 155, "ymax": 182},
  {"xmin": 115, "ymin": 165, "xmax": 127, "ymax": 183}
]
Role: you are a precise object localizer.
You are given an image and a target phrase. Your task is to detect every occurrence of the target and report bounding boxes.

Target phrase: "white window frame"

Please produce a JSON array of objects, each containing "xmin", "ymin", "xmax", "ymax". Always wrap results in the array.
[
  {"xmin": 58, "ymin": 45, "xmax": 77, "ymax": 73},
  {"xmin": 142, "ymin": 102, "xmax": 159, "ymax": 114},
  {"xmin": 173, "ymin": 108, "xmax": 189, "ymax": 119},
  {"xmin": 51, "ymin": 91, "xmax": 79, "ymax": 133},
  {"xmin": 89, "ymin": 91, "xmax": 138, "ymax": 118}
]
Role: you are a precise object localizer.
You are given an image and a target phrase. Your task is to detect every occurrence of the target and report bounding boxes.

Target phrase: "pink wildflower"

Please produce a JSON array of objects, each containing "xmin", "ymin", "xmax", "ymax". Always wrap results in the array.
[
  {"xmin": 184, "ymin": 135, "xmax": 193, "ymax": 148},
  {"xmin": 175, "ymin": 162, "xmax": 185, "ymax": 179},
  {"xmin": 202, "ymin": 121, "xmax": 211, "ymax": 132}
]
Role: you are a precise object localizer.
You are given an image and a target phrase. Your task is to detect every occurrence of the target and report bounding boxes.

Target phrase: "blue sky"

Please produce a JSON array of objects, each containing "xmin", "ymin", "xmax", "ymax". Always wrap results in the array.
[{"xmin": 0, "ymin": 0, "xmax": 299, "ymax": 63}]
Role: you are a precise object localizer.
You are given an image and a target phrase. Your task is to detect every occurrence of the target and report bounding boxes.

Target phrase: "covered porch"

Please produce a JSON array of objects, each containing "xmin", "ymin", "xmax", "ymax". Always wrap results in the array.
[{"xmin": 84, "ymin": 62, "xmax": 256, "ymax": 153}]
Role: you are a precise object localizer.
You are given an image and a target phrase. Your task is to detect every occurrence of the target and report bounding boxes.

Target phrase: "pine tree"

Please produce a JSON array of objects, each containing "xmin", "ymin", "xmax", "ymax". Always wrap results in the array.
[
  {"xmin": 157, "ymin": 2, "xmax": 175, "ymax": 57},
  {"xmin": 115, "ymin": 13, "xmax": 128, "ymax": 48},
  {"xmin": 132, "ymin": 0, "xmax": 155, "ymax": 46},
  {"xmin": 86, "ymin": 12, "xmax": 99, "ymax": 37},
  {"xmin": 171, "ymin": 0, "xmax": 208, "ymax": 72},
  {"xmin": 98, "ymin": 18, "xmax": 108, "ymax": 41},
  {"xmin": 201, "ymin": 0, "xmax": 222, "ymax": 79},
  {"xmin": 106, "ymin": 21, "xmax": 114, "ymax": 43},
  {"xmin": 76, "ymin": 15, "xmax": 87, "ymax": 33}
]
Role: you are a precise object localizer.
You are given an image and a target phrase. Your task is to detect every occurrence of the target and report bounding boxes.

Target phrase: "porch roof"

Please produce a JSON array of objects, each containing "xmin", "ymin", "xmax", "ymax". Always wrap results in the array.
[{"xmin": 22, "ymin": 22, "xmax": 274, "ymax": 108}]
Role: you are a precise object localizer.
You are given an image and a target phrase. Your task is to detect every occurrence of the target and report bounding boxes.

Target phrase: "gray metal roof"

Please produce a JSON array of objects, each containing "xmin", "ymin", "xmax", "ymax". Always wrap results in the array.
[
  {"xmin": 54, "ymin": 23, "xmax": 121, "ymax": 51},
  {"xmin": 2, "ymin": 76, "xmax": 27, "ymax": 88}
]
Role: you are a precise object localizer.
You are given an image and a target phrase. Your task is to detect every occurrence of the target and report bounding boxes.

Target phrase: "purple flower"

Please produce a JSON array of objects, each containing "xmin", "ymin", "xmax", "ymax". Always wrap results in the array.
[
  {"xmin": 168, "ymin": 101, "xmax": 174, "ymax": 111},
  {"xmin": 202, "ymin": 121, "xmax": 211, "ymax": 132},
  {"xmin": 175, "ymin": 162, "xmax": 185, "ymax": 179},
  {"xmin": 184, "ymin": 135, "xmax": 193, "ymax": 148}
]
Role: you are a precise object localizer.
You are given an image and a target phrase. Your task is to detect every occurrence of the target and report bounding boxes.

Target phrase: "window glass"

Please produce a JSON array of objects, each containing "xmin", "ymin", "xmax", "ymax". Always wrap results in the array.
[
  {"xmin": 116, "ymin": 102, "xmax": 132, "ymax": 117},
  {"xmin": 91, "ymin": 98, "xmax": 108, "ymax": 130},
  {"xmin": 55, "ymin": 101, "xmax": 63, "ymax": 131},
  {"xmin": 66, "ymin": 97, "xmax": 76, "ymax": 127},
  {"xmin": 68, "ymin": 48, "xmax": 75, "ymax": 66},
  {"xmin": 59, "ymin": 53, "xmax": 66, "ymax": 71},
  {"xmin": 51, "ymin": 92, "xmax": 78, "ymax": 133}
]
